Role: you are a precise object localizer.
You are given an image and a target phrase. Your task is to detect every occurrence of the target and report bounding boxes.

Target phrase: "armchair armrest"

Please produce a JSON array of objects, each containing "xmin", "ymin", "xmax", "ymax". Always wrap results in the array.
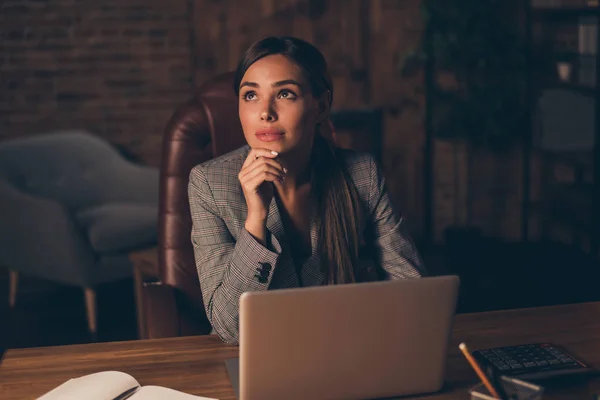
[{"xmin": 141, "ymin": 282, "xmax": 180, "ymax": 339}]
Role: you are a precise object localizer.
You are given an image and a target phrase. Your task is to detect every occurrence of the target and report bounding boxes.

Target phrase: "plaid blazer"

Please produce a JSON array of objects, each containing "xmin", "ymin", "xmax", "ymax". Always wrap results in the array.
[{"xmin": 188, "ymin": 145, "xmax": 426, "ymax": 345}]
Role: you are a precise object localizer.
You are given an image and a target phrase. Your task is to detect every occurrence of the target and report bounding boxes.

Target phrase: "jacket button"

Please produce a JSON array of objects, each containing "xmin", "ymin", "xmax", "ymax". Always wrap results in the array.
[
  {"xmin": 256, "ymin": 268, "xmax": 269, "ymax": 278},
  {"xmin": 254, "ymin": 263, "xmax": 272, "ymax": 283},
  {"xmin": 259, "ymin": 262, "xmax": 272, "ymax": 271}
]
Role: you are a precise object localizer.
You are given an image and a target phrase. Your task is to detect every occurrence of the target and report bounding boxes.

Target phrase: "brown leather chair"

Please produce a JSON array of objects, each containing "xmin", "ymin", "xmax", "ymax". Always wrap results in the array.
[
  {"xmin": 141, "ymin": 71, "xmax": 246, "ymax": 338},
  {"xmin": 142, "ymin": 70, "xmax": 384, "ymax": 338}
]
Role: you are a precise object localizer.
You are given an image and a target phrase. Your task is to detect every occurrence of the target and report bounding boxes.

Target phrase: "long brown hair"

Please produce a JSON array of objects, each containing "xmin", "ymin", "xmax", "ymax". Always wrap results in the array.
[{"xmin": 233, "ymin": 36, "xmax": 361, "ymax": 284}]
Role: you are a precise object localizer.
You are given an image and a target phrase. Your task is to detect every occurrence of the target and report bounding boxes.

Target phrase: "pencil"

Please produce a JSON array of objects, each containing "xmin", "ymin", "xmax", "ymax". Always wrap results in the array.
[{"xmin": 459, "ymin": 342, "xmax": 501, "ymax": 399}]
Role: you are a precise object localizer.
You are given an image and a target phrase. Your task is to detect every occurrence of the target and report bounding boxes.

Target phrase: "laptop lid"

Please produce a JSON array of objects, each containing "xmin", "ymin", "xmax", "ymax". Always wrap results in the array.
[{"xmin": 233, "ymin": 275, "xmax": 460, "ymax": 400}]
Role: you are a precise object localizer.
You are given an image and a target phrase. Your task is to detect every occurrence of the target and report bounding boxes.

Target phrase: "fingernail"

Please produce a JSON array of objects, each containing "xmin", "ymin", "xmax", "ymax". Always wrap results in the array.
[
  {"xmin": 283, "ymin": 167, "xmax": 288, "ymax": 174},
  {"xmin": 271, "ymin": 151, "xmax": 278, "ymax": 155}
]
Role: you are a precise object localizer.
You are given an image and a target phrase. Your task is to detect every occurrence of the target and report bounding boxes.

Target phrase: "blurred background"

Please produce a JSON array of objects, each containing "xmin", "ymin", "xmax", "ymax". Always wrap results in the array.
[{"xmin": 2, "ymin": 0, "xmax": 600, "ymax": 349}]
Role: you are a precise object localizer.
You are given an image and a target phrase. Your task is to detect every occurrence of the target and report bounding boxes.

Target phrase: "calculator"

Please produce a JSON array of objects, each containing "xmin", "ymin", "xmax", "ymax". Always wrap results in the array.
[{"xmin": 472, "ymin": 343, "xmax": 596, "ymax": 382}]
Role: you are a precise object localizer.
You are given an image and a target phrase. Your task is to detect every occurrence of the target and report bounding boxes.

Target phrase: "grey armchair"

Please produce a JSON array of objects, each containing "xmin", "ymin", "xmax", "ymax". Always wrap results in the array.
[{"xmin": 0, "ymin": 130, "xmax": 159, "ymax": 336}]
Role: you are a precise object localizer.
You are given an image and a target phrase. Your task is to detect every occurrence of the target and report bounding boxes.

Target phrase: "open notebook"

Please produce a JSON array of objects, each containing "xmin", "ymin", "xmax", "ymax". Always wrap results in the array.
[{"xmin": 37, "ymin": 371, "xmax": 217, "ymax": 400}]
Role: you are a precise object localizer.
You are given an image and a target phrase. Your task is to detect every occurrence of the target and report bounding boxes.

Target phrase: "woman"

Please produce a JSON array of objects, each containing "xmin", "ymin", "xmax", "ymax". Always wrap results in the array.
[{"xmin": 188, "ymin": 36, "xmax": 426, "ymax": 345}]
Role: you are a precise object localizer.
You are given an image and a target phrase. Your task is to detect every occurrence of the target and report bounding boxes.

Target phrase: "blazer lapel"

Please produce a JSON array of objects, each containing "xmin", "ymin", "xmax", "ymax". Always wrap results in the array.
[
  {"xmin": 300, "ymin": 204, "xmax": 326, "ymax": 286},
  {"xmin": 266, "ymin": 196, "xmax": 285, "ymax": 250},
  {"xmin": 266, "ymin": 196, "xmax": 299, "ymax": 287},
  {"xmin": 265, "ymin": 195, "xmax": 325, "ymax": 287}
]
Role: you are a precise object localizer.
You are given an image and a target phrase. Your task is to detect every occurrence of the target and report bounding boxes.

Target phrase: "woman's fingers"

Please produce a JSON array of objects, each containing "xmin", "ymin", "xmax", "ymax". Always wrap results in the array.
[
  {"xmin": 241, "ymin": 163, "xmax": 285, "ymax": 187},
  {"xmin": 241, "ymin": 148, "xmax": 279, "ymax": 169},
  {"xmin": 239, "ymin": 156, "xmax": 287, "ymax": 182},
  {"xmin": 244, "ymin": 171, "xmax": 284, "ymax": 193}
]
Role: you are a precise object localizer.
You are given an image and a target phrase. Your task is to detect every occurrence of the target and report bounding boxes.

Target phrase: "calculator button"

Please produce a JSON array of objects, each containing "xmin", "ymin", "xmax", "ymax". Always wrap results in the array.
[
  {"xmin": 524, "ymin": 362, "xmax": 537, "ymax": 368},
  {"xmin": 562, "ymin": 362, "xmax": 579, "ymax": 367},
  {"xmin": 549, "ymin": 359, "xmax": 561, "ymax": 365}
]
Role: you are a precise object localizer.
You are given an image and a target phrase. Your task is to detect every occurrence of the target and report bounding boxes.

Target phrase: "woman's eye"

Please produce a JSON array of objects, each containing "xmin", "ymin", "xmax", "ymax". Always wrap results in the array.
[
  {"xmin": 243, "ymin": 91, "xmax": 257, "ymax": 101},
  {"xmin": 278, "ymin": 89, "xmax": 297, "ymax": 99}
]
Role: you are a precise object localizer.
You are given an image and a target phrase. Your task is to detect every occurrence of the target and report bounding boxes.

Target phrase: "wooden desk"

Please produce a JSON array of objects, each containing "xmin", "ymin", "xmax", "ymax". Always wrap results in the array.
[{"xmin": 2, "ymin": 302, "xmax": 600, "ymax": 400}]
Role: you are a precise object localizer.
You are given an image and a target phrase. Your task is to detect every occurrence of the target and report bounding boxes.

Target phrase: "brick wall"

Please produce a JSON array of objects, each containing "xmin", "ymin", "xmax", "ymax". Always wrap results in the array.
[
  {"xmin": 0, "ymin": 0, "xmax": 193, "ymax": 166},
  {"xmin": 0, "ymin": 0, "xmax": 529, "ymax": 243}
]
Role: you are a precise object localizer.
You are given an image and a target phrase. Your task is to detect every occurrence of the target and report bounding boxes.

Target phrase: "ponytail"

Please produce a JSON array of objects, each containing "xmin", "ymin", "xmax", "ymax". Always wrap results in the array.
[{"xmin": 312, "ymin": 134, "xmax": 361, "ymax": 284}]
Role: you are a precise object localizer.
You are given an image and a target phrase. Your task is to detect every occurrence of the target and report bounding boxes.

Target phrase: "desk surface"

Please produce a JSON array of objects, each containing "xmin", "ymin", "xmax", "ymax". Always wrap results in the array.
[{"xmin": 1, "ymin": 302, "xmax": 600, "ymax": 399}]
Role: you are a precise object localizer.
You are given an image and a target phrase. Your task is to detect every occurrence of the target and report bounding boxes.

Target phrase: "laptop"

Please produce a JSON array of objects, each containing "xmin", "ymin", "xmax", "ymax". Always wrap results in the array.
[{"xmin": 225, "ymin": 275, "xmax": 460, "ymax": 400}]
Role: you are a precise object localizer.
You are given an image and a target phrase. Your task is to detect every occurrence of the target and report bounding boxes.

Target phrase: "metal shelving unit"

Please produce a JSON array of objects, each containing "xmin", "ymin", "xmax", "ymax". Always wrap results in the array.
[{"xmin": 525, "ymin": 3, "xmax": 600, "ymax": 256}]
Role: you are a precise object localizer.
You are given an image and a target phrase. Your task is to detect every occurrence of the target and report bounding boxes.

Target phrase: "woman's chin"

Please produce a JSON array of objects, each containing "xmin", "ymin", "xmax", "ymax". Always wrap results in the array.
[
  {"xmin": 250, "ymin": 141, "xmax": 286, "ymax": 153},
  {"xmin": 248, "ymin": 137, "xmax": 308, "ymax": 156}
]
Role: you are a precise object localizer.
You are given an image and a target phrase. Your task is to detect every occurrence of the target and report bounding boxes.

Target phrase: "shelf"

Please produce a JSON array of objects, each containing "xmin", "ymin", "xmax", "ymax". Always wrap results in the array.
[
  {"xmin": 548, "ymin": 51, "xmax": 597, "ymax": 60},
  {"xmin": 547, "ymin": 82, "xmax": 597, "ymax": 95},
  {"xmin": 534, "ymin": 148, "xmax": 594, "ymax": 169},
  {"xmin": 532, "ymin": 7, "xmax": 600, "ymax": 21}
]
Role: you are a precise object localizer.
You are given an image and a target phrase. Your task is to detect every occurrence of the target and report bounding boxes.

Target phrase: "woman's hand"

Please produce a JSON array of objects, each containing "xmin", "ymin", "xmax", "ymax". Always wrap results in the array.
[{"xmin": 238, "ymin": 148, "xmax": 287, "ymax": 244}]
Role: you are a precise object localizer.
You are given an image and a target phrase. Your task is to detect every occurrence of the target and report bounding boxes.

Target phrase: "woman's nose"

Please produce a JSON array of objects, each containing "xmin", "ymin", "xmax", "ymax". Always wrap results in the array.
[{"xmin": 260, "ymin": 107, "xmax": 277, "ymax": 122}]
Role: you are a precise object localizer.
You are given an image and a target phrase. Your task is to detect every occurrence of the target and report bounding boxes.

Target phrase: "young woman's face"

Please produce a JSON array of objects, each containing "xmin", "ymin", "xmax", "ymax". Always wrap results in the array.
[{"xmin": 238, "ymin": 54, "xmax": 327, "ymax": 155}]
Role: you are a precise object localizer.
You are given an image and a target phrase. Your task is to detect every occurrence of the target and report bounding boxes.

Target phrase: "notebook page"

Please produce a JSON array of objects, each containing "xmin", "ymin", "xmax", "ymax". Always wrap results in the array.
[
  {"xmin": 37, "ymin": 371, "xmax": 140, "ymax": 400},
  {"xmin": 131, "ymin": 385, "xmax": 217, "ymax": 400}
]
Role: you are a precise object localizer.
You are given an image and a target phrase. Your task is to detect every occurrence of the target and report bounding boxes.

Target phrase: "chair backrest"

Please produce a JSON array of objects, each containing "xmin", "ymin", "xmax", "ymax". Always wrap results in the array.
[
  {"xmin": 0, "ymin": 130, "xmax": 158, "ymax": 210},
  {"xmin": 158, "ymin": 72, "xmax": 246, "ymax": 334}
]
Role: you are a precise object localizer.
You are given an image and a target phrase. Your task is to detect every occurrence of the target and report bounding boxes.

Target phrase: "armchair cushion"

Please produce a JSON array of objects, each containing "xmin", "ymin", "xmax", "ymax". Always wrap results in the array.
[{"xmin": 76, "ymin": 202, "xmax": 157, "ymax": 254}]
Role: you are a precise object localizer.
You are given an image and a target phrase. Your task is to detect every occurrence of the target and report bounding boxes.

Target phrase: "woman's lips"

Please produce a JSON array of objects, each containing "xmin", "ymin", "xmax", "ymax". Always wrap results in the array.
[{"xmin": 255, "ymin": 128, "xmax": 284, "ymax": 142}]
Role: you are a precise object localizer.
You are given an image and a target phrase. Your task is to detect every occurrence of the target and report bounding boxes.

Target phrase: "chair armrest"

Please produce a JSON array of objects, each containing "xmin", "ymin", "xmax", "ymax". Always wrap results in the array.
[
  {"xmin": 0, "ymin": 179, "xmax": 96, "ymax": 285},
  {"xmin": 141, "ymin": 282, "xmax": 180, "ymax": 339}
]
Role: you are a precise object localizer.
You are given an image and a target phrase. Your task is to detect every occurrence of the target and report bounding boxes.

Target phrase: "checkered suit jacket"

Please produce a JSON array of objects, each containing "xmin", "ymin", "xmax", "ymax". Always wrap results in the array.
[{"xmin": 188, "ymin": 145, "xmax": 426, "ymax": 344}]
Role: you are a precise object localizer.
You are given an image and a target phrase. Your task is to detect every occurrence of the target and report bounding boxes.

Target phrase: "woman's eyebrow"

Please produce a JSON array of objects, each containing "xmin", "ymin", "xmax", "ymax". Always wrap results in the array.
[
  {"xmin": 239, "ymin": 79, "xmax": 303, "ymax": 89},
  {"xmin": 239, "ymin": 81, "xmax": 258, "ymax": 89},
  {"xmin": 272, "ymin": 79, "xmax": 302, "ymax": 88}
]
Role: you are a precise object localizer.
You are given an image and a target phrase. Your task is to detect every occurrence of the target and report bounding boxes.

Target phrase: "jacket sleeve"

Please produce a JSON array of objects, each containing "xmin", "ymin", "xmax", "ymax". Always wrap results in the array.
[
  {"xmin": 365, "ymin": 156, "xmax": 427, "ymax": 279},
  {"xmin": 188, "ymin": 165, "xmax": 282, "ymax": 345}
]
